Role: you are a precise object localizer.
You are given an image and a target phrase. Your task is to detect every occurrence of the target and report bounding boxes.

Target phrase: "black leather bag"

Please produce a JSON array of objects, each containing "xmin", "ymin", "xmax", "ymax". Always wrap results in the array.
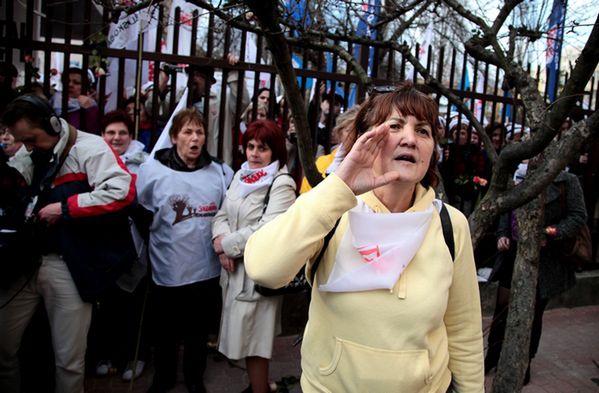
[
  {"xmin": 0, "ymin": 221, "xmax": 43, "ymax": 289},
  {"xmin": 0, "ymin": 159, "xmax": 42, "ymax": 289}
]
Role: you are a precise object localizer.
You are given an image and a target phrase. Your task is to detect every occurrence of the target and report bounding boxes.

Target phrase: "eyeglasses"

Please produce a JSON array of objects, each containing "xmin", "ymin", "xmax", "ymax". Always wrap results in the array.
[{"xmin": 369, "ymin": 85, "xmax": 397, "ymax": 95}]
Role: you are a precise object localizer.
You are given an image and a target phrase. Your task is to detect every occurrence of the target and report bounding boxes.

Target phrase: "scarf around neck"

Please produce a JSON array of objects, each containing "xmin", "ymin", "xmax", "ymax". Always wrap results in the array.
[
  {"xmin": 325, "ymin": 144, "xmax": 346, "ymax": 175},
  {"xmin": 238, "ymin": 160, "xmax": 279, "ymax": 198},
  {"xmin": 319, "ymin": 199, "xmax": 440, "ymax": 293}
]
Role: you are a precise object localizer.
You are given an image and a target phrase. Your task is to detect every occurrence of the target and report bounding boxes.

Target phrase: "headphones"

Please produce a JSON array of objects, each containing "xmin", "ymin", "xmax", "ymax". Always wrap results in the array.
[{"xmin": 13, "ymin": 94, "xmax": 62, "ymax": 136}]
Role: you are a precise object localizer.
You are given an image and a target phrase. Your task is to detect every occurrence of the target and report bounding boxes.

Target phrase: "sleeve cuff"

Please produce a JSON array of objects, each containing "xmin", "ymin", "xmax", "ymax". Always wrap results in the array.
[{"xmin": 222, "ymin": 233, "xmax": 242, "ymax": 258}]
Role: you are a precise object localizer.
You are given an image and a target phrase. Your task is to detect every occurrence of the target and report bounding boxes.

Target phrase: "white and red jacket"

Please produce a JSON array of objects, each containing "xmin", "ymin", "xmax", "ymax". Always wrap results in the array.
[{"xmin": 9, "ymin": 119, "xmax": 137, "ymax": 302}]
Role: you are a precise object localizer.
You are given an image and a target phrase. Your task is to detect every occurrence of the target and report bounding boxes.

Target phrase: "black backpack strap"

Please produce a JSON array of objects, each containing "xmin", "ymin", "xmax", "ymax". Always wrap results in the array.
[
  {"xmin": 262, "ymin": 173, "xmax": 295, "ymax": 215},
  {"xmin": 439, "ymin": 203, "xmax": 455, "ymax": 262},
  {"xmin": 310, "ymin": 218, "xmax": 341, "ymax": 283}
]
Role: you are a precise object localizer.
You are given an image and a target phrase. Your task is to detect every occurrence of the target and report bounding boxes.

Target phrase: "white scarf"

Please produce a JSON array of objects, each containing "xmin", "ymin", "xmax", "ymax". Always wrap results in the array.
[
  {"xmin": 238, "ymin": 160, "xmax": 279, "ymax": 198},
  {"xmin": 121, "ymin": 140, "xmax": 146, "ymax": 162},
  {"xmin": 319, "ymin": 199, "xmax": 439, "ymax": 293},
  {"xmin": 325, "ymin": 144, "xmax": 345, "ymax": 175},
  {"xmin": 513, "ymin": 162, "xmax": 528, "ymax": 185}
]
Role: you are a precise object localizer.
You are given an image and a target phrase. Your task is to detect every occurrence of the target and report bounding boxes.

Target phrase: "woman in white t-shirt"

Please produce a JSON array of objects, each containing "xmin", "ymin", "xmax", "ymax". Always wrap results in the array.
[{"xmin": 137, "ymin": 108, "xmax": 233, "ymax": 393}]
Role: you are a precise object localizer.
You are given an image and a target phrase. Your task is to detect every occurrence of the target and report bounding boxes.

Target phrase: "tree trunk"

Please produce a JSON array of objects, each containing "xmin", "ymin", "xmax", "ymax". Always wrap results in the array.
[
  {"xmin": 244, "ymin": 0, "xmax": 323, "ymax": 187},
  {"xmin": 491, "ymin": 192, "xmax": 544, "ymax": 392}
]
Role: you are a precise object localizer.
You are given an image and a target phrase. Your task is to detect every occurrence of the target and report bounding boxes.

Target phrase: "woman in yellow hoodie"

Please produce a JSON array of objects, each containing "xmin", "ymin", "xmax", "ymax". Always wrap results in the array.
[{"xmin": 245, "ymin": 82, "xmax": 484, "ymax": 393}]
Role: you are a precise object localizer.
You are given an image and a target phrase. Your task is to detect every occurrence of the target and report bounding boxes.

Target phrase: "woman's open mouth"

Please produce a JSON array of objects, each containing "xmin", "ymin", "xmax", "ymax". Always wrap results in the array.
[{"xmin": 394, "ymin": 153, "xmax": 416, "ymax": 163}]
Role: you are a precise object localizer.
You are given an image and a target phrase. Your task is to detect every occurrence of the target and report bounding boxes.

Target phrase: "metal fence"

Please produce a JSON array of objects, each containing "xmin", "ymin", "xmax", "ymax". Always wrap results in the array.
[{"xmin": 1, "ymin": 1, "xmax": 597, "ymax": 162}]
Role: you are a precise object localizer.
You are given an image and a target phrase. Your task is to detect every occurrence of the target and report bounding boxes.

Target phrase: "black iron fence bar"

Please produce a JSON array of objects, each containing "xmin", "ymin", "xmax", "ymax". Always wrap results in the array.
[
  {"xmin": 250, "ymin": 33, "xmax": 264, "ymax": 121},
  {"xmin": 387, "ymin": 47, "xmax": 394, "ymax": 84},
  {"xmin": 218, "ymin": 25, "xmax": 232, "ymax": 160},
  {"xmin": 150, "ymin": 5, "xmax": 164, "ymax": 146},
  {"xmin": 435, "ymin": 46, "xmax": 445, "ymax": 107},
  {"xmin": 233, "ymin": 28, "xmax": 248, "ymax": 166},
  {"xmin": 202, "ymin": 10, "xmax": 213, "ymax": 138},
  {"xmin": 60, "ymin": 1, "xmax": 73, "ymax": 123},
  {"xmin": 42, "ymin": 1, "xmax": 52, "ymax": 95}
]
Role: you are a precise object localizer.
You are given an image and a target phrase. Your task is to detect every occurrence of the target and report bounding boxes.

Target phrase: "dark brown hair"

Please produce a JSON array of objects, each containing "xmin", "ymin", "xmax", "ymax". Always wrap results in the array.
[
  {"xmin": 101, "ymin": 110, "xmax": 134, "ymax": 135},
  {"xmin": 169, "ymin": 108, "xmax": 206, "ymax": 139},
  {"xmin": 347, "ymin": 81, "xmax": 440, "ymax": 188}
]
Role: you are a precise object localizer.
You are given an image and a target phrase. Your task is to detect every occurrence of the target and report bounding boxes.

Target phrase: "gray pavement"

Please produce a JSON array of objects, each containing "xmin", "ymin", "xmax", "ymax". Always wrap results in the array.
[{"xmin": 86, "ymin": 305, "xmax": 599, "ymax": 393}]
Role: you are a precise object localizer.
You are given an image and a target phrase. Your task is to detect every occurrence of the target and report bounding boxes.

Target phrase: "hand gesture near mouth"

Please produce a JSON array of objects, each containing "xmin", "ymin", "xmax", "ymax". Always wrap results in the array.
[{"xmin": 335, "ymin": 123, "xmax": 401, "ymax": 195}]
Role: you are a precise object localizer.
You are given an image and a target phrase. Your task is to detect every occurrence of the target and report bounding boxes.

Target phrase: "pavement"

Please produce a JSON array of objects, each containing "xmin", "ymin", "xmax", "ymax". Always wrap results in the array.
[
  {"xmin": 85, "ymin": 305, "xmax": 599, "ymax": 393},
  {"xmin": 483, "ymin": 305, "xmax": 599, "ymax": 393}
]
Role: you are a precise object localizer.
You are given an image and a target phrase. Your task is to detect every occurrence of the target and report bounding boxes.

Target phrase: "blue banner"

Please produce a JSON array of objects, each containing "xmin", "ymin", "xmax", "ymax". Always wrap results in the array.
[
  {"xmin": 450, "ymin": 65, "xmax": 470, "ymax": 112},
  {"xmin": 285, "ymin": 0, "xmax": 313, "ymax": 89},
  {"xmin": 286, "ymin": 0, "xmax": 308, "ymax": 32},
  {"xmin": 348, "ymin": 0, "xmax": 381, "ymax": 106},
  {"xmin": 546, "ymin": 0, "xmax": 566, "ymax": 102}
]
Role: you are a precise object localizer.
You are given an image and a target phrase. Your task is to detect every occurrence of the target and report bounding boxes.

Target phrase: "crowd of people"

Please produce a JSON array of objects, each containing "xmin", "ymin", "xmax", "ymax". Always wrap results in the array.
[{"xmin": 0, "ymin": 57, "xmax": 597, "ymax": 393}]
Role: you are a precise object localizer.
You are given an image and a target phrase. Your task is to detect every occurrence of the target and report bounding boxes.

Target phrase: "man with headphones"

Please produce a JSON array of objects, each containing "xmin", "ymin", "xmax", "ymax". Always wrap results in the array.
[{"xmin": 0, "ymin": 94, "xmax": 137, "ymax": 393}]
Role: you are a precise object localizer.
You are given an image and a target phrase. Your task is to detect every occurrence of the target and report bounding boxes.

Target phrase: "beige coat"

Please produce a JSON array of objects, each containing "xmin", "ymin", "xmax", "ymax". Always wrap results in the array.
[{"xmin": 212, "ymin": 166, "xmax": 296, "ymax": 360}]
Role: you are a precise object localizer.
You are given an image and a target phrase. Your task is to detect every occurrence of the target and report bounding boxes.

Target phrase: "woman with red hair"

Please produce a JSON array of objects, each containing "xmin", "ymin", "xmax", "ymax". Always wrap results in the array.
[{"xmin": 212, "ymin": 120, "xmax": 296, "ymax": 393}]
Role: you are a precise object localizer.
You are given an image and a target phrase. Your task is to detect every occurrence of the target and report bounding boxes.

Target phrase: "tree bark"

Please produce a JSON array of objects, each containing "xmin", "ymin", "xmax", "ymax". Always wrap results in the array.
[
  {"xmin": 469, "ymin": 110, "xmax": 599, "ymax": 248},
  {"xmin": 243, "ymin": 0, "xmax": 323, "ymax": 186},
  {"xmin": 491, "ymin": 187, "xmax": 544, "ymax": 392}
]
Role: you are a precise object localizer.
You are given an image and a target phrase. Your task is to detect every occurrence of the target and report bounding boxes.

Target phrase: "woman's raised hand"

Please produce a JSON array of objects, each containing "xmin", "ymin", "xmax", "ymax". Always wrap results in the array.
[{"xmin": 335, "ymin": 123, "xmax": 401, "ymax": 195}]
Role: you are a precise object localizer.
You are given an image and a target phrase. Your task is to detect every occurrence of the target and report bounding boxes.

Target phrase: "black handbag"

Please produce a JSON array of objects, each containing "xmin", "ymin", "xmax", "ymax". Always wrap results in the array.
[
  {"xmin": 557, "ymin": 183, "xmax": 593, "ymax": 268},
  {"xmin": 0, "ymin": 128, "xmax": 77, "ymax": 289},
  {"xmin": 0, "ymin": 161, "xmax": 42, "ymax": 289}
]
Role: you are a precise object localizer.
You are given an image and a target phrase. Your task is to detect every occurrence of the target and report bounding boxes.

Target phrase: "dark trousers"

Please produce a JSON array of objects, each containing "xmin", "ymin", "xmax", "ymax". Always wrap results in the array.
[
  {"xmin": 485, "ymin": 285, "xmax": 550, "ymax": 370},
  {"xmin": 88, "ymin": 278, "xmax": 151, "ymax": 370},
  {"xmin": 150, "ymin": 277, "xmax": 220, "ymax": 391},
  {"xmin": 123, "ymin": 277, "xmax": 152, "ymax": 362}
]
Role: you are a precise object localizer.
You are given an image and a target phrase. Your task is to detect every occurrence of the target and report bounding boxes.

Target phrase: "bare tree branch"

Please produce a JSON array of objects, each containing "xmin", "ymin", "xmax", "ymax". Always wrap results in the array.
[
  {"xmin": 508, "ymin": 26, "xmax": 517, "ymax": 60},
  {"xmin": 441, "ymin": 0, "xmax": 488, "ymax": 30},
  {"xmin": 371, "ymin": 0, "xmax": 428, "ymax": 29},
  {"xmin": 495, "ymin": 12, "xmax": 599, "ymax": 180},
  {"xmin": 544, "ymin": 12, "xmax": 599, "ymax": 139},
  {"xmin": 389, "ymin": 0, "xmax": 434, "ymax": 42},
  {"xmin": 286, "ymin": 37, "xmax": 371, "ymax": 87},
  {"xmin": 187, "ymin": 0, "xmax": 261, "ymax": 33},
  {"xmin": 390, "ymin": 42, "xmax": 499, "ymax": 167},
  {"xmin": 489, "ymin": 0, "xmax": 524, "ymax": 36},
  {"xmin": 469, "ymin": 111, "xmax": 599, "ymax": 246},
  {"xmin": 243, "ymin": 0, "xmax": 322, "ymax": 186}
]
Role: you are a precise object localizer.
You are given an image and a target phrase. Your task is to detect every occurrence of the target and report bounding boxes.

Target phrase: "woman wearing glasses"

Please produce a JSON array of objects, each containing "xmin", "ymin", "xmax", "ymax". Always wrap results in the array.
[{"xmin": 245, "ymin": 83, "xmax": 484, "ymax": 392}]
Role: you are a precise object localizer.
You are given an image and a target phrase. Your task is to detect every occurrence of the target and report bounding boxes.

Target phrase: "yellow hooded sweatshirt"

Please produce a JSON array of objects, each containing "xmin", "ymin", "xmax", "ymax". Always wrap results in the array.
[{"xmin": 245, "ymin": 174, "xmax": 484, "ymax": 393}]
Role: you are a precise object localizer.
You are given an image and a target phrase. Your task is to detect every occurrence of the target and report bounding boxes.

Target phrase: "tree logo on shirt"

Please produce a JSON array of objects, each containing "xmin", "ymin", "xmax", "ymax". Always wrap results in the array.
[{"xmin": 168, "ymin": 194, "xmax": 218, "ymax": 225}]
